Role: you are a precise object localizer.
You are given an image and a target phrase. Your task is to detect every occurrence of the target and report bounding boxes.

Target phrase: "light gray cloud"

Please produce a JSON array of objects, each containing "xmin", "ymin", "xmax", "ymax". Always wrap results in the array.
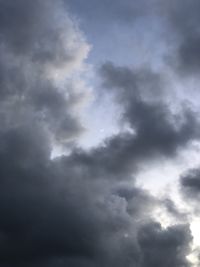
[{"xmin": 0, "ymin": 0, "xmax": 90, "ymax": 145}]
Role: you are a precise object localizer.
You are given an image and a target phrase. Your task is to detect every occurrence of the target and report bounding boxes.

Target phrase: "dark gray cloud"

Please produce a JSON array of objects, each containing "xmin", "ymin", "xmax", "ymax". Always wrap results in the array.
[
  {"xmin": 138, "ymin": 222, "xmax": 192, "ymax": 267},
  {"xmin": 179, "ymin": 168, "xmax": 200, "ymax": 214},
  {"xmin": 0, "ymin": 0, "xmax": 196, "ymax": 266},
  {"xmin": 162, "ymin": 0, "xmax": 200, "ymax": 75},
  {"xmin": 98, "ymin": 63, "xmax": 200, "ymax": 165},
  {"xmin": 181, "ymin": 168, "xmax": 200, "ymax": 198},
  {"xmin": 0, "ymin": 124, "xmax": 192, "ymax": 266},
  {"xmin": 60, "ymin": 63, "xmax": 200, "ymax": 183}
]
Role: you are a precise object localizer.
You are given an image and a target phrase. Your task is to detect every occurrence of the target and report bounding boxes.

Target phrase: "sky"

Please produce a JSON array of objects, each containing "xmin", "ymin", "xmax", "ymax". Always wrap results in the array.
[{"xmin": 1, "ymin": 0, "xmax": 200, "ymax": 266}]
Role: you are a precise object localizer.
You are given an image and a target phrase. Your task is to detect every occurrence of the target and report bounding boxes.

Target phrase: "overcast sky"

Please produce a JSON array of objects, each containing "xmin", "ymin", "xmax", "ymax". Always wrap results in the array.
[{"xmin": 1, "ymin": 0, "xmax": 200, "ymax": 266}]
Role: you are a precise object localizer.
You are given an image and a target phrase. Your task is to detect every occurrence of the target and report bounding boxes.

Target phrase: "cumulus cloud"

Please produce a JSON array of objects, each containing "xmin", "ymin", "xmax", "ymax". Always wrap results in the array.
[
  {"xmin": 0, "ymin": 0, "xmax": 198, "ymax": 266},
  {"xmin": 0, "ymin": 0, "xmax": 90, "ymax": 146},
  {"xmin": 0, "ymin": 124, "xmax": 192, "ymax": 266},
  {"xmin": 99, "ymin": 63, "xmax": 200, "ymax": 165}
]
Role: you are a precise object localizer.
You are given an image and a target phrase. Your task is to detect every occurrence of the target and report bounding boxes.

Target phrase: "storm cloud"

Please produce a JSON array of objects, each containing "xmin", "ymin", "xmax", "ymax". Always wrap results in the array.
[{"xmin": 0, "ymin": 0, "xmax": 198, "ymax": 266}]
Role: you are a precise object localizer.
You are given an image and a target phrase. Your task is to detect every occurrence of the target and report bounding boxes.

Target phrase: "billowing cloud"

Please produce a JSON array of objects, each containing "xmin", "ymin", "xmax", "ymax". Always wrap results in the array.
[
  {"xmin": 0, "ymin": 0, "xmax": 198, "ymax": 266},
  {"xmin": 0, "ymin": 120, "xmax": 192, "ymax": 266},
  {"xmin": 138, "ymin": 222, "xmax": 192, "ymax": 267},
  {"xmin": 98, "ymin": 63, "xmax": 200, "ymax": 165},
  {"xmin": 0, "ymin": 0, "xmax": 90, "ymax": 146}
]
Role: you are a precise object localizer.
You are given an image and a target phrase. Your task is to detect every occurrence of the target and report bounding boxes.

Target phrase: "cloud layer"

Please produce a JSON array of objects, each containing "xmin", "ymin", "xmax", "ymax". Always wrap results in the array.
[{"xmin": 0, "ymin": 0, "xmax": 199, "ymax": 266}]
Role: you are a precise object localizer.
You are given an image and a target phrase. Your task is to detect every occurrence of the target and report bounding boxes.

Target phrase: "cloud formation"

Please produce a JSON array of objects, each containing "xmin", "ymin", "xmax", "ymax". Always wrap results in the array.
[
  {"xmin": 99, "ymin": 63, "xmax": 199, "ymax": 164},
  {"xmin": 0, "ymin": 0, "xmax": 90, "ymax": 146},
  {"xmin": 0, "ymin": 0, "xmax": 198, "ymax": 266},
  {"xmin": 181, "ymin": 168, "xmax": 200, "ymax": 199},
  {"xmin": 163, "ymin": 0, "xmax": 200, "ymax": 75}
]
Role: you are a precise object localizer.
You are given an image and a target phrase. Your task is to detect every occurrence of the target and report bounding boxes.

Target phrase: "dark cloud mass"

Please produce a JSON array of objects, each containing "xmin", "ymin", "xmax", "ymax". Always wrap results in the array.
[
  {"xmin": 162, "ymin": 0, "xmax": 200, "ymax": 75},
  {"xmin": 0, "ymin": 0, "xmax": 198, "ymax": 266},
  {"xmin": 138, "ymin": 222, "xmax": 192, "ymax": 267},
  {"xmin": 99, "ymin": 63, "xmax": 199, "ymax": 161},
  {"xmin": 181, "ymin": 168, "xmax": 200, "ymax": 198}
]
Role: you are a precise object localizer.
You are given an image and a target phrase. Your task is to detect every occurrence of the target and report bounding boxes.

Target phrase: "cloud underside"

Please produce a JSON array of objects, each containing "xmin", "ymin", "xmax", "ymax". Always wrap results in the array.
[{"xmin": 0, "ymin": 0, "xmax": 200, "ymax": 266}]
